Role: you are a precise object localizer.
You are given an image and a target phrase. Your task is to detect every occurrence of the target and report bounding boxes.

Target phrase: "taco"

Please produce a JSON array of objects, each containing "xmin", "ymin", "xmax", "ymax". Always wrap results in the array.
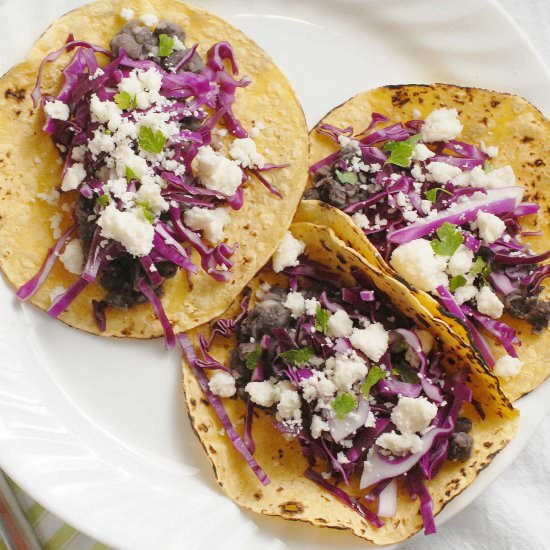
[
  {"xmin": 297, "ymin": 84, "xmax": 549, "ymax": 400},
  {"xmin": 0, "ymin": 0, "xmax": 308, "ymax": 344},
  {"xmin": 180, "ymin": 223, "xmax": 518, "ymax": 544}
]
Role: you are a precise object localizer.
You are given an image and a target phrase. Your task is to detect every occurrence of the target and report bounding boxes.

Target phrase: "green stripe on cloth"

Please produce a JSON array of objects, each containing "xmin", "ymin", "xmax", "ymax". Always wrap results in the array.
[
  {"xmin": 24, "ymin": 501, "xmax": 46, "ymax": 527},
  {"xmin": 90, "ymin": 544, "xmax": 110, "ymax": 550},
  {"xmin": 5, "ymin": 478, "xmax": 20, "ymax": 495},
  {"xmin": 0, "ymin": 540, "xmax": 8, "ymax": 550},
  {"xmin": 45, "ymin": 524, "xmax": 79, "ymax": 550}
]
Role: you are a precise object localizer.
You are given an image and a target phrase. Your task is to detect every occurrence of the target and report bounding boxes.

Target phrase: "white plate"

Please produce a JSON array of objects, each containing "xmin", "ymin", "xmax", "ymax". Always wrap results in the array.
[{"xmin": 0, "ymin": 0, "xmax": 548, "ymax": 548}]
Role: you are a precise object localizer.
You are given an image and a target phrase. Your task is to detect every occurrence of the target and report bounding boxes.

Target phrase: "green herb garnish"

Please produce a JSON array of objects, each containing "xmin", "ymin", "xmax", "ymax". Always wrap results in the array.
[
  {"xmin": 360, "ymin": 365, "xmax": 386, "ymax": 398},
  {"xmin": 392, "ymin": 361, "xmax": 420, "ymax": 384},
  {"xmin": 430, "ymin": 222, "xmax": 464, "ymax": 256},
  {"xmin": 383, "ymin": 134, "xmax": 422, "ymax": 168},
  {"xmin": 484, "ymin": 160, "xmax": 493, "ymax": 173},
  {"xmin": 125, "ymin": 166, "xmax": 140, "ymax": 181},
  {"xmin": 331, "ymin": 392, "xmax": 358, "ymax": 419},
  {"xmin": 279, "ymin": 346, "xmax": 315, "ymax": 366},
  {"xmin": 158, "ymin": 33, "xmax": 175, "ymax": 57},
  {"xmin": 138, "ymin": 126, "xmax": 167, "ymax": 154},
  {"xmin": 449, "ymin": 274, "xmax": 467, "ymax": 292},
  {"xmin": 334, "ymin": 169, "xmax": 358, "ymax": 185},
  {"xmin": 137, "ymin": 200, "xmax": 155, "ymax": 224},
  {"xmin": 425, "ymin": 187, "xmax": 453, "ymax": 204},
  {"xmin": 114, "ymin": 91, "xmax": 136, "ymax": 110},
  {"xmin": 471, "ymin": 256, "xmax": 491, "ymax": 278},
  {"xmin": 97, "ymin": 194, "xmax": 110, "ymax": 207},
  {"xmin": 315, "ymin": 306, "xmax": 330, "ymax": 334},
  {"xmin": 245, "ymin": 347, "xmax": 262, "ymax": 370}
]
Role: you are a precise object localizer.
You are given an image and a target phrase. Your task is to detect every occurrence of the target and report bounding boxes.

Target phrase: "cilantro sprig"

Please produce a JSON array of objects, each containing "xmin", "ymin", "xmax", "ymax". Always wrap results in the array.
[
  {"xmin": 471, "ymin": 256, "xmax": 491, "ymax": 279},
  {"xmin": 97, "ymin": 194, "xmax": 110, "ymax": 207},
  {"xmin": 245, "ymin": 347, "xmax": 262, "ymax": 370},
  {"xmin": 125, "ymin": 166, "xmax": 140, "ymax": 181},
  {"xmin": 334, "ymin": 169, "xmax": 358, "ymax": 185},
  {"xmin": 425, "ymin": 187, "xmax": 453, "ymax": 204},
  {"xmin": 449, "ymin": 274, "xmax": 467, "ymax": 292},
  {"xmin": 114, "ymin": 91, "xmax": 136, "ymax": 111},
  {"xmin": 430, "ymin": 223, "xmax": 464, "ymax": 256},
  {"xmin": 315, "ymin": 306, "xmax": 330, "ymax": 334},
  {"xmin": 360, "ymin": 365, "xmax": 386, "ymax": 398},
  {"xmin": 383, "ymin": 134, "xmax": 422, "ymax": 168},
  {"xmin": 279, "ymin": 346, "xmax": 315, "ymax": 366},
  {"xmin": 392, "ymin": 362, "xmax": 420, "ymax": 384},
  {"xmin": 137, "ymin": 200, "xmax": 155, "ymax": 224},
  {"xmin": 138, "ymin": 126, "xmax": 167, "ymax": 154},
  {"xmin": 331, "ymin": 392, "xmax": 358, "ymax": 419},
  {"xmin": 158, "ymin": 34, "xmax": 175, "ymax": 57}
]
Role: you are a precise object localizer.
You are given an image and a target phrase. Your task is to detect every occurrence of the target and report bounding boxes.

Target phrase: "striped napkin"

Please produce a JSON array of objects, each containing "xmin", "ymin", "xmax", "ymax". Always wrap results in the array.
[{"xmin": 0, "ymin": 474, "xmax": 107, "ymax": 550}]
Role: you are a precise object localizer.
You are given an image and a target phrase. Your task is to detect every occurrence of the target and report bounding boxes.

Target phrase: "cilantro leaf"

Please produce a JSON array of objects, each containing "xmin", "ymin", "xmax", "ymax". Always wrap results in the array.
[
  {"xmin": 138, "ymin": 126, "xmax": 167, "ymax": 154},
  {"xmin": 484, "ymin": 160, "xmax": 493, "ymax": 173},
  {"xmin": 392, "ymin": 361, "xmax": 420, "ymax": 384},
  {"xmin": 430, "ymin": 222, "xmax": 464, "ymax": 256},
  {"xmin": 471, "ymin": 256, "xmax": 491, "ymax": 278},
  {"xmin": 245, "ymin": 347, "xmax": 262, "ymax": 370},
  {"xmin": 331, "ymin": 392, "xmax": 358, "ymax": 419},
  {"xmin": 334, "ymin": 169, "xmax": 358, "ymax": 185},
  {"xmin": 158, "ymin": 34, "xmax": 175, "ymax": 57},
  {"xmin": 137, "ymin": 200, "xmax": 155, "ymax": 224},
  {"xmin": 425, "ymin": 187, "xmax": 453, "ymax": 204},
  {"xmin": 279, "ymin": 346, "xmax": 315, "ymax": 366},
  {"xmin": 360, "ymin": 365, "xmax": 386, "ymax": 398},
  {"xmin": 125, "ymin": 166, "xmax": 139, "ymax": 181},
  {"xmin": 449, "ymin": 274, "xmax": 467, "ymax": 292},
  {"xmin": 97, "ymin": 194, "xmax": 110, "ymax": 207},
  {"xmin": 383, "ymin": 134, "xmax": 422, "ymax": 168},
  {"xmin": 114, "ymin": 91, "xmax": 136, "ymax": 110},
  {"xmin": 315, "ymin": 306, "xmax": 330, "ymax": 333}
]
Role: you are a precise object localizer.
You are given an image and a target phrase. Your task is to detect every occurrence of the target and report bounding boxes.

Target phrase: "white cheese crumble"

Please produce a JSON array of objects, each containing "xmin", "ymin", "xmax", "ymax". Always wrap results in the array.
[
  {"xmin": 391, "ymin": 396, "xmax": 437, "ymax": 434},
  {"xmin": 349, "ymin": 323, "xmax": 389, "ymax": 362},
  {"xmin": 113, "ymin": 145, "xmax": 149, "ymax": 179},
  {"xmin": 390, "ymin": 239, "xmax": 448, "ymax": 293},
  {"xmin": 304, "ymin": 297, "xmax": 320, "ymax": 317},
  {"xmin": 183, "ymin": 206, "xmax": 230, "ymax": 244},
  {"xmin": 245, "ymin": 380, "xmax": 278, "ymax": 407},
  {"xmin": 44, "ymin": 100, "xmax": 69, "ymax": 121},
  {"xmin": 49, "ymin": 286, "xmax": 66, "ymax": 304},
  {"xmin": 140, "ymin": 13, "xmax": 159, "ymax": 26},
  {"xmin": 421, "ymin": 107, "xmax": 463, "ymax": 143},
  {"xmin": 351, "ymin": 212, "xmax": 370, "ymax": 230},
  {"xmin": 89, "ymin": 95, "xmax": 122, "ymax": 132},
  {"xmin": 454, "ymin": 284, "xmax": 478, "ymax": 305},
  {"xmin": 411, "ymin": 143, "xmax": 435, "ymax": 162},
  {"xmin": 328, "ymin": 353, "xmax": 368, "ymax": 392},
  {"xmin": 476, "ymin": 210, "xmax": 506, "ymax": 244},
  {"xmin": 194, "ymin": 146, "xmax": 243, "ymax": 196},
  {"xmin": 272, "ymin": 231, "xmax": 305, "ymax": 273},
  {"xmin": 376, "ymin": 431, "xmax": 423, "ymax": 456},
  {"xmin": 49, "ymin": 213, "xmax": 63, "ymax": 239},
  {"xmin": 493, "ymin": 355, "xmax": 522, "ymax": 378},
  {"xmin": 448, "ymin": 244, "xmax": 474, "ymax": 276},
  {"xmin": 327, "ymin": 309, "xmax": 354, "ymax": 338},
  {"xmin": 427, "ymin": 161, "xmax": 462, "ymax": 184},
  {"xmin": 118, "ymin": 68, "xmax": 164, "ymax": 111},
  {"xmin": 120, "ymin": 7, "xmax": 134, "ymax": 20},
  {"xmin": 97, "ymin": 204, "xmax": 154, "ymax": 257},
  {"xmin": 229, "ymin": 137, "xmax": 265, "ymax": 168},
  {"xmin": 135, "ymin": 176, "xmax": 169, "ymax": 215},
  {"xmin": 61, "ymin": 163, "xmax": 86, "ymax": 192},
  {"xmin": 480, "ymin": 141, "xmax": 499, "ymax": 158},
  {"xmin": 59, "ymin": 239, "xmax": 84, "ymax": 275},
  {"xmin": 476, "ymin": 286, "xmax": 504, "ymax": 319},
  {"xmin": 470, "ymin": 165, "xmax": 516, "ymax": 189},
  {"xmin": 283, "ymin": 291, "xmax": 306, "ymax": 318},
  {"xmin": 276, "ymin": 388, "xmax": 302, "ymax": 424},
  {"xmin": 208, "ymin": 371, "xmax": 236, "ymax": 398},
  {"xmin": 300, "ymin": 371, "xmax": 336, "ymax": 403},
  {"xmin": 310, "ymin": 414, "xmax": 330, "ymax": 439}
]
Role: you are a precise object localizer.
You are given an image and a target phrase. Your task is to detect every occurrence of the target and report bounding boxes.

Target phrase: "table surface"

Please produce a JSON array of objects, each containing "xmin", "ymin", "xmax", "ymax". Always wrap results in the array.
[{"xmin": 1, "ymin": 1, "xmax": 549, "ymax": 549}]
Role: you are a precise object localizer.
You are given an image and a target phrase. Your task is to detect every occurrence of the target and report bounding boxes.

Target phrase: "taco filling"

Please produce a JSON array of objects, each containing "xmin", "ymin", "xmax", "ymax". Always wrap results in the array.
[
  {"xmin": 306, "ymin": 109, "xmax": 549, "ymax": 376},
  {"xmin": 16, "ymin": 12, "xmax": 283, "ymax": 345},
  {"xmin": 181, "ymin": 231, "xmax": 479, "ymax": 534}
]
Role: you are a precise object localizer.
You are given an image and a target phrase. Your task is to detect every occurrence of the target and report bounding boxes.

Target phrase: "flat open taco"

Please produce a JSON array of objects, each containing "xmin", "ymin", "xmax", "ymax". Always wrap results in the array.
[
  {"xmin": 297, "ymin": 84, "xmax": 549, "ymax": 400},
  {"xmin": 0, "ymin": 0, "xmax": 308, "ymax": 343},
  {"xmin": 180, "ymin": 223, "xmax": 518, "ymax": 544}
]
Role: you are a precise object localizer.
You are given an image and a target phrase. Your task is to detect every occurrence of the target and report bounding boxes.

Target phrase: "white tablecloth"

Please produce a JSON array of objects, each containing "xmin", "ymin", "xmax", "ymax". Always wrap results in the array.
[{"xmin": 404, "ymin": 2, "xmax": 550, "ymax": 548}]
